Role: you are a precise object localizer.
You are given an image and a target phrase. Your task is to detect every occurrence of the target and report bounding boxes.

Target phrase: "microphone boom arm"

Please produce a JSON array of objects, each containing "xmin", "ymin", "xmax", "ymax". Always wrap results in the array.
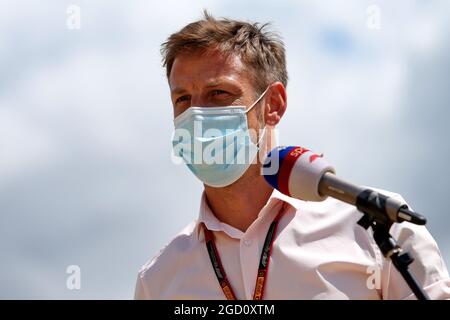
[{"xmin": 319, "ymin": 172, "xmax": 427, "ymax": 225}]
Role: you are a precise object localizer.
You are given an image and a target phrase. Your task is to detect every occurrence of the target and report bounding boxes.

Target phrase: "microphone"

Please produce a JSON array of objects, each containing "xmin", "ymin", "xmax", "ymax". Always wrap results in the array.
[{"xmin": 262, "ymin": 146, "xmax": 426, "ymax": 225}]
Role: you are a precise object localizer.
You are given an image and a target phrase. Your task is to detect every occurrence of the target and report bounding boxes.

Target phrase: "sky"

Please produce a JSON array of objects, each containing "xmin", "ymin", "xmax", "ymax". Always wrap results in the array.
[{"xmin": 0, "ymin": 0, "xmax": 449, "ymax": 299}]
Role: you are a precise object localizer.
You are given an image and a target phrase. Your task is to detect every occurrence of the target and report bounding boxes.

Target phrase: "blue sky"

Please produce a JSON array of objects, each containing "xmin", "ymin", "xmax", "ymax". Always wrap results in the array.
[{"xmin": 0, "ymin": 0, "xmax": 449, "ymax": 298}]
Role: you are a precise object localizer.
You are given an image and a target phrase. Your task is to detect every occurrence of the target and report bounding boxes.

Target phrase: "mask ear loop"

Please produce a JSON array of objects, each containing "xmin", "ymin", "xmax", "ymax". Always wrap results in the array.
[
  {"xmin": 244, "ymin": 85, "xmax": 271, "ymax": 149},
  {"xmin": 256, "ymin": 125, "xmax": 267, "ymax": 147},
  {"xmin": 244, "ymin": 85, "xmax": 271, "ymax": 114}
]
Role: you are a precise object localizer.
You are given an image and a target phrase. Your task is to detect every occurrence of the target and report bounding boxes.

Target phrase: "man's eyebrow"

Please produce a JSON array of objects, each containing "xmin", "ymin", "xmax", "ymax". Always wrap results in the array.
[
  {"xmin": 171, "ymin": 79, "xmax": 240, "ymax": 95},
  {"xmin": 205, "ymin": 81, "xmax": 221, "ymax": 88},
  {"xmin": 170, "ymin": 87, "xmax": 187, "ymax": 95},
  {"xmin": 205, "ymin": 79, "xmax": 240, "ymax": 89}
]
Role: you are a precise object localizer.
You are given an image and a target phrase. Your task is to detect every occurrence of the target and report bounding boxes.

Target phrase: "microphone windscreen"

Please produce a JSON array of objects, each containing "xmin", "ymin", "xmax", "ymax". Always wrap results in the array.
[{"xmin": 262, "ymin": 146, "xmax": 335, "ymax": 201}]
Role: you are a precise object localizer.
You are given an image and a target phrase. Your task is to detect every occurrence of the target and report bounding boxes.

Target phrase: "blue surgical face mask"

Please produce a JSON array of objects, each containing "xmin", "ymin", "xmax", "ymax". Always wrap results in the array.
[{"xmin": 172, "ymin": 87, "xmax": 269, "ymax": 187}]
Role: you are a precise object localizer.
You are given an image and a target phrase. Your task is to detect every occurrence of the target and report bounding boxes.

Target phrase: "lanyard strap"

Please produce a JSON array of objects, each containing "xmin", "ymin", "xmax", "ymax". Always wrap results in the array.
[{"xmin": 202, "ymin": 207, "xmax": 284, "ymax": 300}]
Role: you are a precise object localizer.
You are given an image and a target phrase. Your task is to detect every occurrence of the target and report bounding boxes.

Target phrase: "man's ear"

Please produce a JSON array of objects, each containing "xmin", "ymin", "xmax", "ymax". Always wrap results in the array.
[{"xmin": 264, "ymin": 82, "xmax": 287, "ymax": 126}]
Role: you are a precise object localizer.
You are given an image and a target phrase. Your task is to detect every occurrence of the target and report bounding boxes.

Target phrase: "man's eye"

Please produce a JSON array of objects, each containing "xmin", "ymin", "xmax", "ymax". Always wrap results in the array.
[
  {"xmin": 175, "ymin": 95, "xmax": 190, "ymax": 104},
  {"xmin": 212, "ymin": 90, "xmax": 228, "ymax": 96}
]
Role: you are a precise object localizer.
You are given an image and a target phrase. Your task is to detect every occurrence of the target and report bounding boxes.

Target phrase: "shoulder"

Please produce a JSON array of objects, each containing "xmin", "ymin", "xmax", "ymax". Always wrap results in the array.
[
  {"xmin": 135, "ymin": 219, "xmax": 202, "ymax": 298},
  {"xmin": 138, "ymin": 219, "xmax": 199, "ymax": 276}
]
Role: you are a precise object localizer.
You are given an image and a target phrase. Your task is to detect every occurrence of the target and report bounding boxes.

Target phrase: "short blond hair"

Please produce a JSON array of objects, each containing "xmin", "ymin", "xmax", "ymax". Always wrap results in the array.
[{"xmin": 161, "ymin": 11, "xmax": 288, "ymax": 94}]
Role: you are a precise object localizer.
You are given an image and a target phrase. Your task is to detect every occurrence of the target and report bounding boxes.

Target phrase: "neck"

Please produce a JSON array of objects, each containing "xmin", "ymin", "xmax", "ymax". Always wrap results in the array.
[{"xmin": 204, "ymin": 164, "xmax": 273, "ymax": 233}]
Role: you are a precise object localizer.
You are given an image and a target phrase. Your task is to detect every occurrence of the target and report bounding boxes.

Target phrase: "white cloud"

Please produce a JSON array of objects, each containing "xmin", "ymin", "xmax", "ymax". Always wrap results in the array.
[
  {"xmin": 0, "ymin": 107, "xmax": 57, "ymax": 182},
  {"xmin": 1, "ymin": 0, "xmax": 449, "ymax": 298}
]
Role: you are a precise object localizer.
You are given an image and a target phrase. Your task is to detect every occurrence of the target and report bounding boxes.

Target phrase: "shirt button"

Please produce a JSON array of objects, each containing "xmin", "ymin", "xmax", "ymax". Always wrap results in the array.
[{"xmin": 243, "ymin": 239, "xmax": 252, "ymax": 247}]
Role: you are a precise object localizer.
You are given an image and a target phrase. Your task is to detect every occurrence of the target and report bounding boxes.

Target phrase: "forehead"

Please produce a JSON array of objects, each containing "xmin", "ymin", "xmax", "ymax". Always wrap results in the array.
[{"xmin": 169, "ymin": 49, "xmax": 252, "ymax": 90}]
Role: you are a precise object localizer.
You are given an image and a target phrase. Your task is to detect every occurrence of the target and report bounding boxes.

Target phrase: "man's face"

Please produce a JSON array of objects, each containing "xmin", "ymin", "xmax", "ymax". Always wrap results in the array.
[{"xmin": 169, "ymin": 49, "xmax": 263, "ymax": 132}]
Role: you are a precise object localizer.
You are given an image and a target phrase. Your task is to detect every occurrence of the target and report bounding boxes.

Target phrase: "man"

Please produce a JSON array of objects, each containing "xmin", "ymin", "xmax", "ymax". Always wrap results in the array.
[{"xmin": 135, "ymin": 12, "xmax": 450, "ymax": 299}]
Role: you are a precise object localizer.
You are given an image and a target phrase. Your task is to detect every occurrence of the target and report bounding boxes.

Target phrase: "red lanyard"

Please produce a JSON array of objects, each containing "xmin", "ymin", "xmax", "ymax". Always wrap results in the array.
[{"xmin": 202, "ymin": 208, "xmax": 284, "ymax": 300}]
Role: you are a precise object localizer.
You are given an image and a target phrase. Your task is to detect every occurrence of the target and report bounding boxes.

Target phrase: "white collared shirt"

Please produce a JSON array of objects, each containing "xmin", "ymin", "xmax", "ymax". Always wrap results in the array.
[{"xmin": 135, "ymin": 189, "xmax": 450, "ymax": 299}]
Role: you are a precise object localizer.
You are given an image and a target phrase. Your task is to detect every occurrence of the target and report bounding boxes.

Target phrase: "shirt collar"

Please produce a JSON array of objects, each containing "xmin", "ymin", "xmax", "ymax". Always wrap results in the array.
[{"xmin": 195, "ymin": 189, "xmax": 302, "ymax": 241}]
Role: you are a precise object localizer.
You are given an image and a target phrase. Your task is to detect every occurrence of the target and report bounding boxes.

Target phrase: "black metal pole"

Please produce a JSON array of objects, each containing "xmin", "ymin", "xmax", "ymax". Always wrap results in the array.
[
  {"xmin": 390, "ymin": 251, "xmax": 430, "ymax": 300},
  {"xmin": 371, "ymin": 221, "xmax": 430, "ymax": 300}
]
